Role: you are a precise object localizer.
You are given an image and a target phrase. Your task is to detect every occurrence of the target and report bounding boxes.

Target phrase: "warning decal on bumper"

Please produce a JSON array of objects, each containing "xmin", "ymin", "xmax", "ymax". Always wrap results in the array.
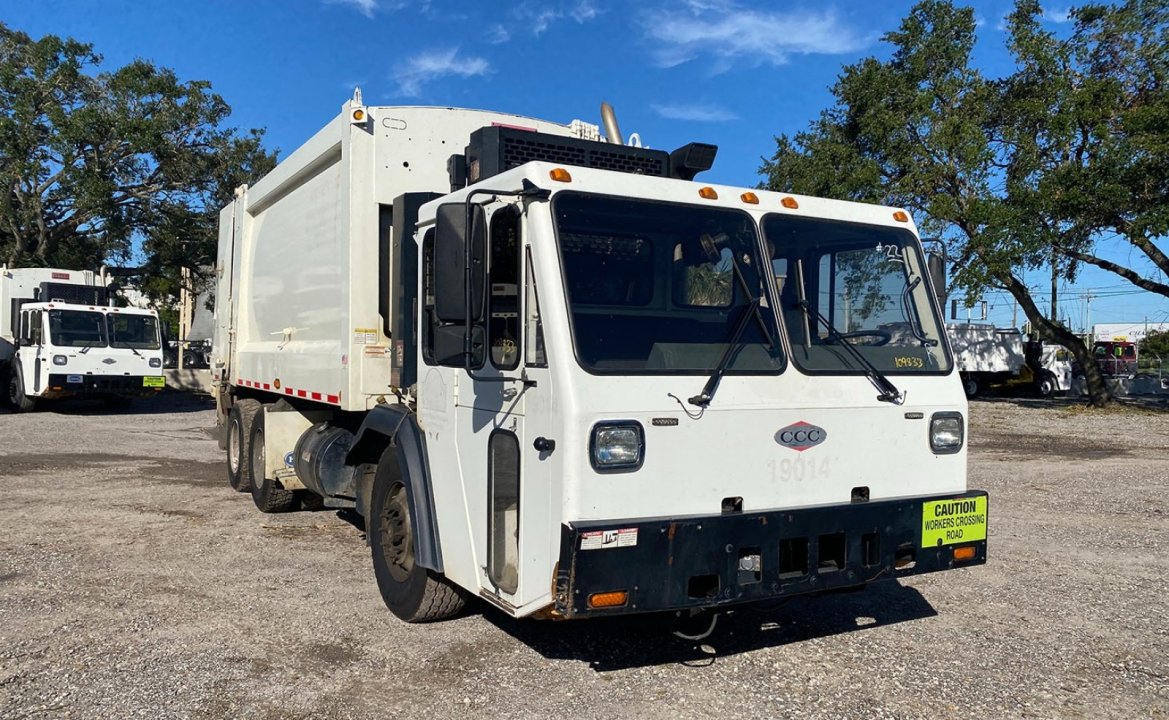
[
  {"xmin": 581, "ymin": 528, "xmax": 638, "ymax": 551},
  {"xmin": 922, "ymin": 496, "xmax": 987, "ymax": 547},
  {"xmin": 142, "ymin": 376, "xmax": 165, "ymax": 388}
]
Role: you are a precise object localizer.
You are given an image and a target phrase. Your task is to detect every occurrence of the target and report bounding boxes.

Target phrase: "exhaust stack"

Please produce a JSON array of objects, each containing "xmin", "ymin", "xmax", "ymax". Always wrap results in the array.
[{"xmin": 600, "ymin": 102, "xmax": 624, "ymax": 145}]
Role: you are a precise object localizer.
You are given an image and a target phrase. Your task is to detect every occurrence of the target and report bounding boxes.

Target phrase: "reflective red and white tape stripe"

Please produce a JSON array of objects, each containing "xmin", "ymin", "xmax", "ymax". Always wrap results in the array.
[{"xmin": 235, "ymin": 378, "xmax": 341, "ymax": 405}]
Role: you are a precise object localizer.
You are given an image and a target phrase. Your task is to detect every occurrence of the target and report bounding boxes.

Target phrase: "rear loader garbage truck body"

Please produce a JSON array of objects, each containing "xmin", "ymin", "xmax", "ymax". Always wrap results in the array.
[
  {"xmin": 213, "ymin": 96, "xmax": 987, "ymax": 623},
  {"xmin": 1, "ymin": 267, "xmax": 165, "ymax": 411}
]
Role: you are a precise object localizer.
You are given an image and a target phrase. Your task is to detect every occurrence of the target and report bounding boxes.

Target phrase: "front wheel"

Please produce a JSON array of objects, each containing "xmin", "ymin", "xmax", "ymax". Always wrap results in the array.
[
  {"xmin": 1036, "ymin": 371, "xmax": 1058, "ymax": 398},
  {"xmin": 369, "ymin": 448, "xmax": 465, "ymax": 622},
  {"xmin": 8, "ymin": 364, "xmax": 36, "ymax": 413}
]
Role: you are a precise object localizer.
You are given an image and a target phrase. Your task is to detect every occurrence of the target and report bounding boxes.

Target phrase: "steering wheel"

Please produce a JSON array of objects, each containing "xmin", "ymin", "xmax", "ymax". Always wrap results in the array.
[{"xmin": 833, "ymin": 330, "xmax": 892, "ymax": 347}]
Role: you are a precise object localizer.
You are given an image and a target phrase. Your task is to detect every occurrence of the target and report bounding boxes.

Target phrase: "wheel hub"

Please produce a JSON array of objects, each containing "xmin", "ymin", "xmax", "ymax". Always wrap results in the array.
[{"xmin": 380, "ymin": 485, "xmax": 413, "ymax": 581}]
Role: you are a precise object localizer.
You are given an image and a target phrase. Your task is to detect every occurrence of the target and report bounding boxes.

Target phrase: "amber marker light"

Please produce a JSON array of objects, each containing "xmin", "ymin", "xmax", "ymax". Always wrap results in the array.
[
  {"xmin": 351, "ymin": 108, "xmax": 366, "ymax": 122},
  {"xmin": 781, "ymin": 196, "xmax": 799, "ymax": 209},
  {"xmin": 587, "ymin": 590, "xmax": 629, "ymax": 609},
  {"xmin": 953, "ymin": 545, "xmax": 977, "ymax": 562},
  {"xmin": 740, "ymin": 191, "xmax": 759, "ymax": 204},
  {"xmin": 698, "ymin": 187, "xmax": 718, "ymax": 200},
  {"xmin": 549, "ymin": 168, "xmax": 572, "ymax": 182},
  {"xmin": 893, "ymin": 210, "xmax": 910, "ymax": 222},
  {"xmin": 273, "ymin": 378, "xmax": 281, "ymax": 390}
]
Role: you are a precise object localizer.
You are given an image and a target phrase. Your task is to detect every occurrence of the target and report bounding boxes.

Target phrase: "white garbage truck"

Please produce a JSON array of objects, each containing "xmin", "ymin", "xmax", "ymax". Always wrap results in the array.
[
  {"xmin": 1, "ymin": 266, "xmax": 166, "ymax": 411},
  {"xmin": 212, "ymin": 95, "xmax": 987, "ymax": 624}
]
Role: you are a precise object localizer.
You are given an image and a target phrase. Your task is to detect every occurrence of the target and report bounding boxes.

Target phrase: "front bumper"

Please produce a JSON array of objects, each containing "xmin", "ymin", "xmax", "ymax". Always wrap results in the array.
[
  {"xmin": 554, "ymin": 490, "xmax": 988, "ymax": 618},
  {"xmin": 43, "ymin": 373, "xmax": 165, "ymax": 398}
]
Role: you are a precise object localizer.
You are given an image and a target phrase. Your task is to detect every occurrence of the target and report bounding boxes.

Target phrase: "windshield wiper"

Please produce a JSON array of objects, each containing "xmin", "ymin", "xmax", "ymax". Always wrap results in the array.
[
  {"xmin": 688, "ymin": 298, "xmax": 761, "ymax": 408},
  {"xmin": 794, "ymin": 260, "xmax": 905, "ymax": 405},
  {"xmin": 688, "ymin": 235, "xmax": 781, "ymax": 408}
]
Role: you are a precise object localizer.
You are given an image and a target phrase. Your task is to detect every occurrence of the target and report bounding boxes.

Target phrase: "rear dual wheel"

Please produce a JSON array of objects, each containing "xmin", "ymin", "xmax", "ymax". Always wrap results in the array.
[
  {"xmin": 247, "ymin": 406, "xmax": 299, "ymax": 513},
  {"xmin": 226, "ymin": 399, "xmax": 261, "ymax": 492}
]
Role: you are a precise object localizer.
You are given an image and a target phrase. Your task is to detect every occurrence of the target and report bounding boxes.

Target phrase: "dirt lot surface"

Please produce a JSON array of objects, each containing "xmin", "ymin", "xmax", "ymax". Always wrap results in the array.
[{"xmin": 1, "ymin": 394, "xmax": 1167, "ymax": 719}]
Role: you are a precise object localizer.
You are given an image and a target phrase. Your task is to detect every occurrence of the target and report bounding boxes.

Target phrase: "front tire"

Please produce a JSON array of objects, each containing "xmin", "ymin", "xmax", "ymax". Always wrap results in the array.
[
  {"xmin": 227, "ymin": 399, "xmax": 262, "ymax": 491},
  {"xmin": 369, "ymin": 448, "xmax": 465, "ymax": 622},
  {"xmin": 8, "ymin": 364, "xmax": 36, "ymax": 413},
  {"xmin": 1036, "ymin": 371, "xmax": 1058, "ymax": 398},
  {"xmin": 247, "ymin": 406, "xmax": 298, "ymax": 513}
]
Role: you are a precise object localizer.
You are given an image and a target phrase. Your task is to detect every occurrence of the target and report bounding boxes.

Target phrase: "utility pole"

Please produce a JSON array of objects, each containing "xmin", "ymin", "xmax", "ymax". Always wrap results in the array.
[
  {"xmin": 1050, "ymin": 248, "xmax": 1058, "ymax": 323},
  {"xmin": 1085, "ymin": 291, "xmax": 1094, "ymax": 342}
]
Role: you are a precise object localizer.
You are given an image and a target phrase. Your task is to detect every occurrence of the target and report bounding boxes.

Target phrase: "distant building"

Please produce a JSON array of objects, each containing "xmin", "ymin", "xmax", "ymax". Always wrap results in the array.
[{"xmin": 1093, "ymin": 322, "xmax": 1169, "ymax": 343}]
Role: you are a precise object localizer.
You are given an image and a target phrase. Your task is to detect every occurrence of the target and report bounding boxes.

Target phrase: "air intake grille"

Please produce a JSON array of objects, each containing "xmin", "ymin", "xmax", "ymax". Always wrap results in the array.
[
  {"xmin": 467, "ymin": 126, "xmax": 671, "ymax": 183},
  {"xmin": 502, "ymin": 137, "xmax": 587, "ymax": 168},
  {"xmin": 40, "ymin": 282, "xmax": 108, "ymax": 305}
]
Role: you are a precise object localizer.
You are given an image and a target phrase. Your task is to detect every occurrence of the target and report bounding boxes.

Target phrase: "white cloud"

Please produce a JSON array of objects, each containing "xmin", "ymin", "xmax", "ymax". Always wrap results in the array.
[
  {"xmin": 394, "ymin": 48, "xmax": 490, "ymax": 97},
  {"xmin": 513, "ymin": 1, "xmax": 601, "ymax": 36},
  {"xmin": 641, "ymin": 3, "xmax": 870, "ymax": 69},
  {"xmin": 486, "ymin": 24, "xmax": 511, "ymax": 44},
  {"xmin": 325, "ymin": 0, "xmax": 378, "ymax": 18},
  {"xmin": 570, "ymin": 0, "xmax": 598, "ymax": 23},
  {"xmin": 1042, "ymin": 7, "xmax": 1073, "ymax": 23},
  {"xmin": 651, "ymin": 102, "xmax": 738, "ymax": 122}
]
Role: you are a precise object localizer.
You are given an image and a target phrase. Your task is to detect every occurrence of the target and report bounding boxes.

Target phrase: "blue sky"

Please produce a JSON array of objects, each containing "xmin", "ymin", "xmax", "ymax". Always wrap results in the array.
[{"xmin": 5, "ymin": 0, "xmax": 1167, "ymax": 334}]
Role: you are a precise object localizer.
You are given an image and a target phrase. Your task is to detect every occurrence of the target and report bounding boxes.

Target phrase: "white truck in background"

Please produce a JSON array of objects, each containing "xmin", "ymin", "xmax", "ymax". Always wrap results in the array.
[
  {"xmin": 947, "ymin": 322, "xmax": 1070, "ymax": 398},
  {"xmin": 0, "ymin": 266, "xmax": 166, "ymax": 411},
  {"xmin": 212, "ymin": 95, "xmax": 987, "ymax": 626}
]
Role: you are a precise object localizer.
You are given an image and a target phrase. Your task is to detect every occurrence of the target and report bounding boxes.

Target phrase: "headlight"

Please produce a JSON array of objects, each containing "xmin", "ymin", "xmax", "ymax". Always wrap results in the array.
[
  {"xmin": 149, "ymin": 358, "xmax": 162, "ymax": 368},
  {"xmin": 52, "ymin": 355, "xmax": 68, "ymax": 366},
  {"xmin": 930, "ymin": 412, "xmax": 964, "ymax": 454},
  {"xmin": 590, "ymin": 422, "xmax": 644, "ymax": 471}
]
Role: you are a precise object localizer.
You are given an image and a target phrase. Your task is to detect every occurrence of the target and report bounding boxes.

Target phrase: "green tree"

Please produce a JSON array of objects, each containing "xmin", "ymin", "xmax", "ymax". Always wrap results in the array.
[
  {"xmin": 0, "ymin": 23, "xmax": 276, "ymax": 305},
  {"xmin": 1138, "ymin": 328, "xmax": 1169, "ymax": 361},
  {"xmin": 758, "ymin": 0, "xmax": 1159, "ymax": 406},
  {"xmin": 1003, "ymin": 1, "xmax": 1169, "ymax": 299}
]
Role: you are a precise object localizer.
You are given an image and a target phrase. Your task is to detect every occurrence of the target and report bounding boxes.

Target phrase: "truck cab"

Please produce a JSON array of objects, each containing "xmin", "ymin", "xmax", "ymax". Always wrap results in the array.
[
  {"xmin": 7, "ymin": 302, "xmax": 165, "ymax": 410},
  {"xmin": 407, "ymin": 161, "xmax": 982, "ymax": 618}
]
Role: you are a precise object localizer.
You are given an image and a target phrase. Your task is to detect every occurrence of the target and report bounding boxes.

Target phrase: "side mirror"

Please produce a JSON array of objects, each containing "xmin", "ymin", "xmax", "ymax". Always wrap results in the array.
[
  {"xmin": 925, "ymin": 250, "xmax": 947, "ymax": 308},
  {"xmin": 434, "ymin": 202, "xmax": 486, "ymax": 323}
]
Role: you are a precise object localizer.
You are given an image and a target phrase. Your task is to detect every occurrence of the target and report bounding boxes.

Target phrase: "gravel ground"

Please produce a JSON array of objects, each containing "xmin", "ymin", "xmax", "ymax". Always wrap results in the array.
[{"xmin": 1, "ymin": 393, "xmax": 1167, "ymax": 719}]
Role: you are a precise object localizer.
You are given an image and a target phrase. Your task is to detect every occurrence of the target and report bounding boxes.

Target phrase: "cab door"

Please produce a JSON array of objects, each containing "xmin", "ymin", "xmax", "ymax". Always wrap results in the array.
[
  {"xmin": 440, "ymin": 202, "xmax": 555, "ymax": 612},
  {"xmin": 17, "ymin": 309, "xmax": 45, "ymax": 394}
]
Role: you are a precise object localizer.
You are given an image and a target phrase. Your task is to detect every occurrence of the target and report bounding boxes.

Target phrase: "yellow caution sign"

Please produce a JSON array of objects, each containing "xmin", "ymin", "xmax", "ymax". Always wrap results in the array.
[
  {"xmin": 142, "ymin": 376, "xmax": 166, "ymax": 388},
  {"xmin": 921, "ymin": 496, "xmax": 987, "ymax": 547}
]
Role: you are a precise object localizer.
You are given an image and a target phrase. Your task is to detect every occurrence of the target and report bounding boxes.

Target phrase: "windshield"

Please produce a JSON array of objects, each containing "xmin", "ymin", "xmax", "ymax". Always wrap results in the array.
[
  {"xmin": 48, "ymin": 310, "xmax": 108, "ymax": 348},
  {"xmin": 109, "ymin": 314, "xmax": 161, "ymax": 350},
  {"xmin": 763, "ymin": 214, "xmax": 951, "ymax": 373},
  {"xmin": 553, "ymin": 192, "xmax": 784, "ymax": 374}
]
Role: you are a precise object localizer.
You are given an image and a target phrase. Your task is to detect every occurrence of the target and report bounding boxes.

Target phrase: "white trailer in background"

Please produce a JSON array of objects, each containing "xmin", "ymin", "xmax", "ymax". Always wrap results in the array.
[
  {"xmin": 0, "ymin": 266, "xmax": 166, "ymax": 411},
  {"xmin": 212, "ymin": 96, "xmax": 987, "ymax": 625},
  {"xmin": 948, "ymin": 323, "xmax": 1026, "ymax": 397}
]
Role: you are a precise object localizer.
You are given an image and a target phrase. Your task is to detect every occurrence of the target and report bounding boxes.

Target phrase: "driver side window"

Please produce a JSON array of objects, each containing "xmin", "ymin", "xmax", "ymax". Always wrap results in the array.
[{"xmin": 23, "ymin": 311, "xmax": 42, "ymax": 345}]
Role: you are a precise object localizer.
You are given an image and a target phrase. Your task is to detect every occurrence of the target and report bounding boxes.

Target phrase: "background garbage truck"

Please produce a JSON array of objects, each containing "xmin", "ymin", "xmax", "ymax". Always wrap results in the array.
[{"xmin": 1, "ymin": 266, "xmax": 165, "ymax": 411}]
